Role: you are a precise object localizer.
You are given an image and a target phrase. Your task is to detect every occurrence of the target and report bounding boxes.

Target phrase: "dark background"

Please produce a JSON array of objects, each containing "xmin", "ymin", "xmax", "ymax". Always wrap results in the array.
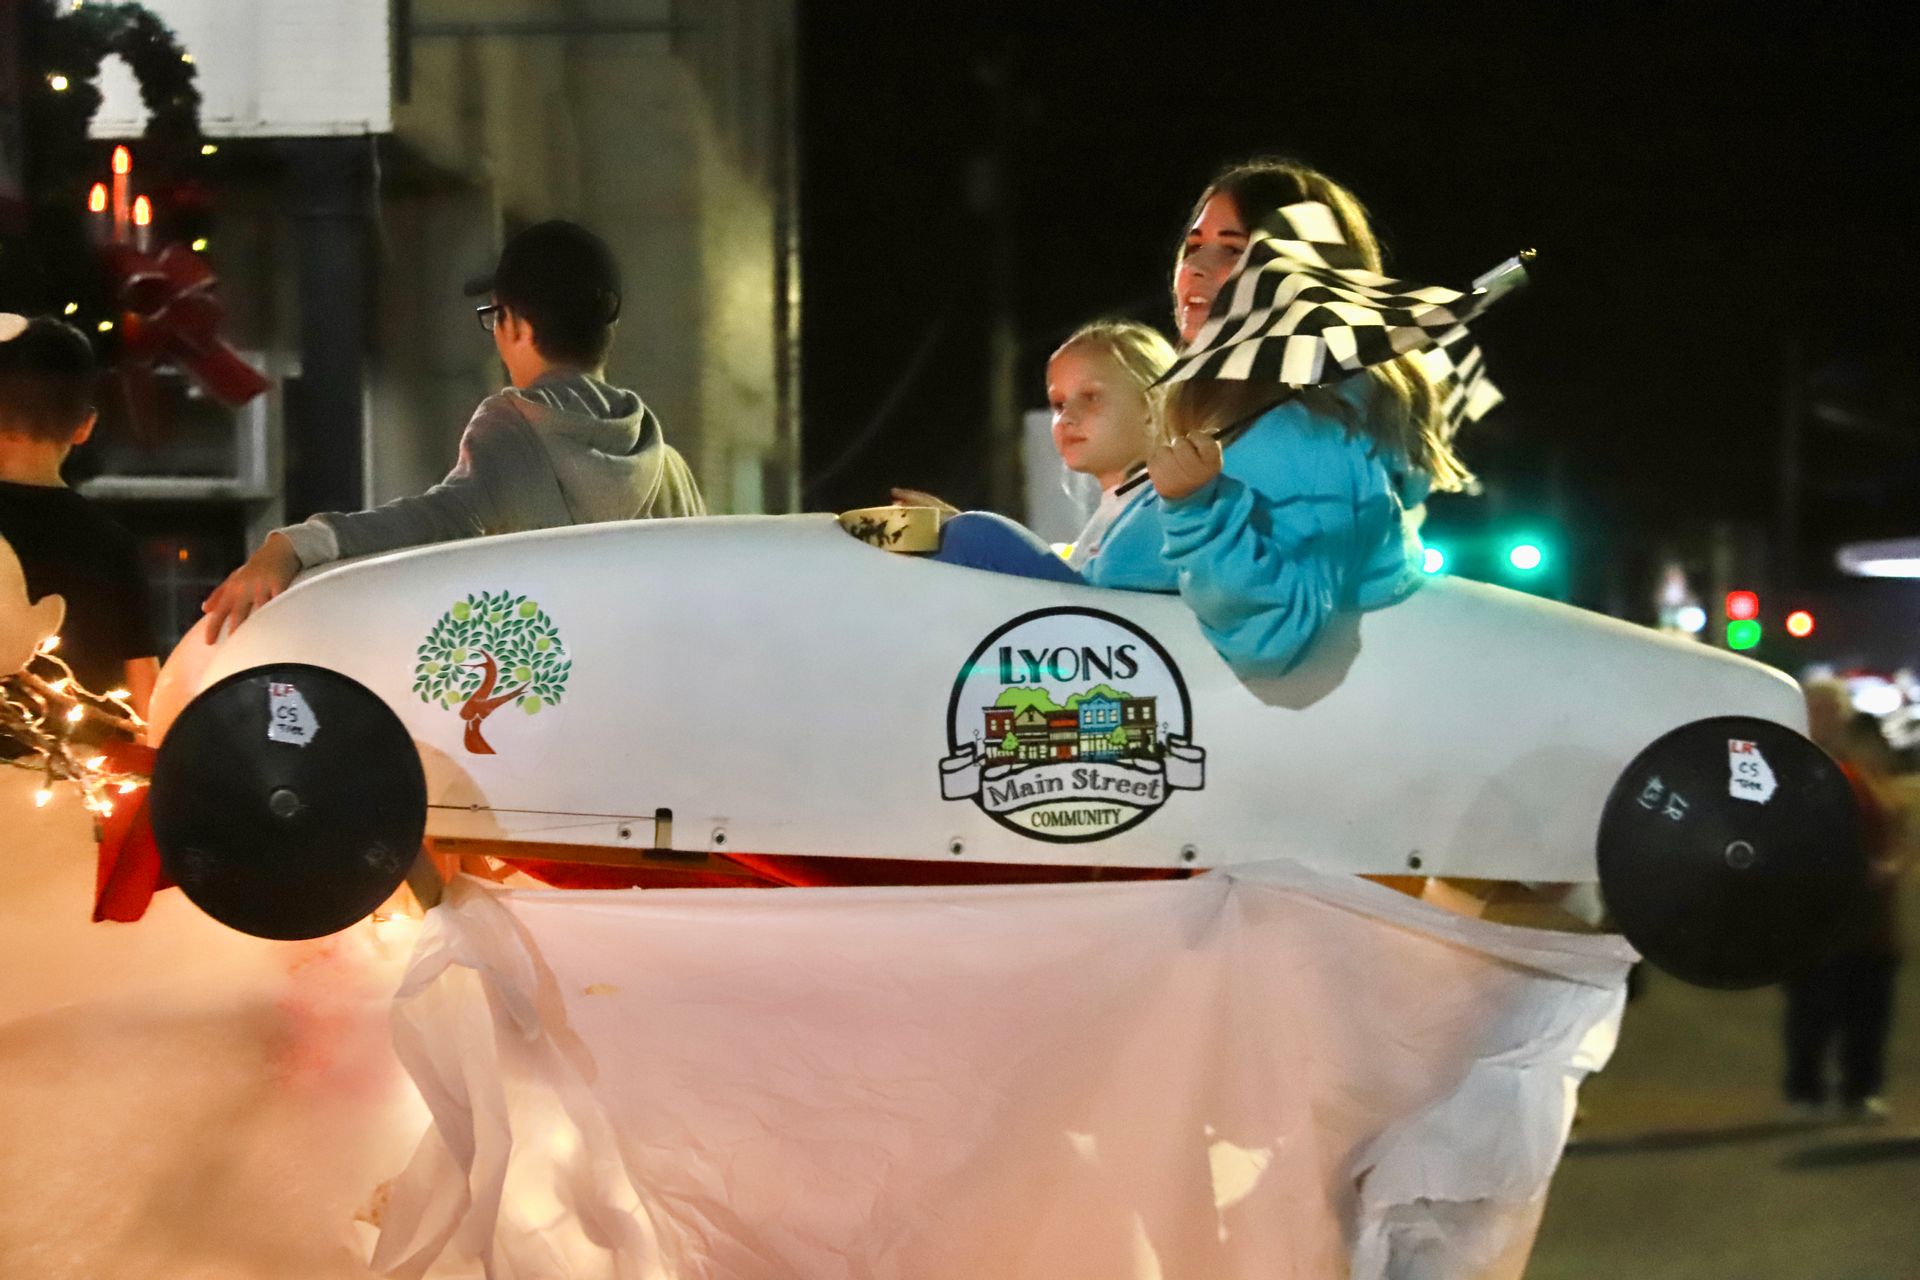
[{"xmin": 798, "ymin": 3, "xmax": 1920, "ymax": 656}]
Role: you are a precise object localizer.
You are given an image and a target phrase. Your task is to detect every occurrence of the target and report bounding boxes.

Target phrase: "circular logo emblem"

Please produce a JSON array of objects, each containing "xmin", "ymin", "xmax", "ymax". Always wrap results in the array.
[{"xmin": 940, "ymin": 608, "xmax": 1206, "ymax": 843}]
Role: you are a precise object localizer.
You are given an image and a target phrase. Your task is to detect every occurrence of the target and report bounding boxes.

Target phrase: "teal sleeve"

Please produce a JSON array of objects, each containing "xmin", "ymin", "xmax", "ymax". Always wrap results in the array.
[{"xmin": 1159, "ymin": 472, "xmax": 1351, "ymax": 679}]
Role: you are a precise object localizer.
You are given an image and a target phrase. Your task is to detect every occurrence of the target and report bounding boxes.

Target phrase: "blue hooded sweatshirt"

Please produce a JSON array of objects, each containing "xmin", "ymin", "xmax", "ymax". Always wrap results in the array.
[{"xmin": 1083, "ymin": 390, "xmax": 1431, "ymax": 678}]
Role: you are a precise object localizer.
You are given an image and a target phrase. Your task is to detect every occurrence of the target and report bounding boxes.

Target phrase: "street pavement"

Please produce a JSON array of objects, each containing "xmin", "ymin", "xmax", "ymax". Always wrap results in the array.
[{"xmin": 1529, "ymin": 879, "xmax": 1920, "ymax": 1278}]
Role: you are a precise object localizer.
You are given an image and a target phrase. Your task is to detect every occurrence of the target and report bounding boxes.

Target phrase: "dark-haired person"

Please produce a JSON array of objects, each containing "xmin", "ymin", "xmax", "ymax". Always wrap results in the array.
[
  {"xmin": 0, "ymin": 313, "xmax": 159, "ymax": 719},
  {"xmin": 203, "ymin": 220, "xmax": 704, "ymax": 639}
]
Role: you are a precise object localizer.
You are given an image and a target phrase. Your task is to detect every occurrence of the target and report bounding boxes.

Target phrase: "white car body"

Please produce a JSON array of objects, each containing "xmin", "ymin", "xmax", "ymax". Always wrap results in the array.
[{"xmin": 149, "ymin": 514, "xmax": 1804, "ymax": 884}]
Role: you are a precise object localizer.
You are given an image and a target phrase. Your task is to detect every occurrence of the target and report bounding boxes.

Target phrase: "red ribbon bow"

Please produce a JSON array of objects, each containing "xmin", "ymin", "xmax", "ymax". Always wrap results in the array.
[{"xmin": 101, "ymin": 243, "xmax": 270, "ymax": 439}]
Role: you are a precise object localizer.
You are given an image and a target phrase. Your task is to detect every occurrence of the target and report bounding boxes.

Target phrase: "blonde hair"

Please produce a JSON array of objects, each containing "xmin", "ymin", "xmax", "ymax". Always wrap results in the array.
[
  {"xmin": 1162, "ymin": 158, "xmax": 1476, "ymax": 493},
  {"xmin": 1053, "ymin": 319, "xmax": 1177, "ymax": 397}
]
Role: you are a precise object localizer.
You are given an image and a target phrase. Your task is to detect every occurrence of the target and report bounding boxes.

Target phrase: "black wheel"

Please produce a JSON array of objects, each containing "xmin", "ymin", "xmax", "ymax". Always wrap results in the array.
[
  {"xmin": 150, "ymin": 663, "xmax": 426, "ymax": 940},
  {"xmin": 1596, "ymin": 715, "xmax": 1868, "ymax": 989}
]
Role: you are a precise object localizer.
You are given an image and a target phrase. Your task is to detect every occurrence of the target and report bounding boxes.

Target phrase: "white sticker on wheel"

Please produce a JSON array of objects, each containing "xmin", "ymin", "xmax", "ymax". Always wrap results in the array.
[
  {"xmin": 267, "ymin": 682, "xmax": 320, "ymax": 747},
  {"xmin": 1728, "ymin": 738, "xmax": 1775, "ymax": 803}
]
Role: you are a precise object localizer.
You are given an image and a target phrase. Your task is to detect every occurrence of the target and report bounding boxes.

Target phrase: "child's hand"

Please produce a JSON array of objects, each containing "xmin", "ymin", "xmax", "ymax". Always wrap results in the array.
[
  {"xmin": 889, "ymin": 488, "xmax": 960, "ymax": 516},
  {"xmin": 201, "ymin": 533, "xmax": 302, "ymax": 642},
  {"xmin": 1147, "ymin": 433, "xmax": 1223, "ymax": 502}
]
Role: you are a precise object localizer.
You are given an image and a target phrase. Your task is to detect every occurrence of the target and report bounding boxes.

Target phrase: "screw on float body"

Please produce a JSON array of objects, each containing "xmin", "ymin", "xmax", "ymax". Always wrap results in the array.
[
  {"xmin": 1180, "ymin": 844, "xmax": 1198, "ymax": 863},
  {"xmin": 268, "ymin": 788, "xmax": 302, "ymax": 820},
  {"xmin": 711, "ymin": 827, "xmax": 728, "ymax": 848},
  {"xmin": 1724, "ymin": 840, "xmax": 1757, "ymax": 871},
  {"xmin": 617, "ymin": 825, "xmax": 633, "ymax": 841},
  {"xmin": 949, "ymin": 838, "xmax": 965, "ymax": 856},
  {"xmin": 1407, "ymin": 852, "xmax": 1424, "ymax": 870}
]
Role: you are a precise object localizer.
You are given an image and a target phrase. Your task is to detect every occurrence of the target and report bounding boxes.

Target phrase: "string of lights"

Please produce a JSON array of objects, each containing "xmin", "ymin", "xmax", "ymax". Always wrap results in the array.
[{"xmin": 1, "ymin": 633, "xmax": 148, "ymax": 817}]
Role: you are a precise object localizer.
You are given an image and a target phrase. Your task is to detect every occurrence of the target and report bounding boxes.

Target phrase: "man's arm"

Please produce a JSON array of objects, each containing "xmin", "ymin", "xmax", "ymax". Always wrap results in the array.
[
  {"xmin": 201, "ymin": 401, "xmax": 557, "ymax": 641},
  {"xmin": 200, "ymin": 530, "xmax": 302, "ymax": 641}
]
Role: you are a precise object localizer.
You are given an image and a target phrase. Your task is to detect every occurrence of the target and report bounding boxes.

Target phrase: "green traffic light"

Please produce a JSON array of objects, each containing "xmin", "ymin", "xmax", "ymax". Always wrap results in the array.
[
  {"xmin": 1727, "ymin": 619, "xmax": 1763, "ymax": 650},
  {"xmin": 1507, "ymin": 542, "xmax": 1544, "ymax": 572}
]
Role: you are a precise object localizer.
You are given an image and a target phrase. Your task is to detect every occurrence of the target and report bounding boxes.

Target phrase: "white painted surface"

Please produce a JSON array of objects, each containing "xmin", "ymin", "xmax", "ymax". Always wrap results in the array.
[
  {"xmin": 152, "ymin": 515, "xmax": 1806, "ymax": 881},
  {"xmin": 88, "ymin": 0, "xmax": 391, "ymax": 139}
]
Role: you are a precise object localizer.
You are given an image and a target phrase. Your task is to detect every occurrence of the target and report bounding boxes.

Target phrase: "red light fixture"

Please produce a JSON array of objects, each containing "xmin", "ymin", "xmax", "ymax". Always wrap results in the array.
[
  {"xmin": 1725, "ymin": 590, "xmax": 1759, "ymax": 621},
  {"xmin": 1785, "ymin": 610, "xmax": 1815, "ymax": 638}
]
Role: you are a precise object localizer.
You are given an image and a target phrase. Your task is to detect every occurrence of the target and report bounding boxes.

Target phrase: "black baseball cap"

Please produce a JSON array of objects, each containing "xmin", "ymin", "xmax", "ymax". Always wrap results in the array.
[{"xmin": 464, "ymin": 220, "xmax": 622, "ymax": 325}]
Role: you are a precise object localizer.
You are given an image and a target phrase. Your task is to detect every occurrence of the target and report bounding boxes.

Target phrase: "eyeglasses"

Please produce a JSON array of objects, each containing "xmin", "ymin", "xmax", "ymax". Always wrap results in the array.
[{"xmin": 474, "ymin": 303, "xmax": 504, "ymax": 333}]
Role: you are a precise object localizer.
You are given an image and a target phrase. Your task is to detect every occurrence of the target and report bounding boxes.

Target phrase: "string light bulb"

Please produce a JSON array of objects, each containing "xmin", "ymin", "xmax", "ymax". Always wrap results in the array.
[
  {"xmin": 39, "ymin": 635, "xmax": 60, "ymax": 654},
  {"xmin": 97, "ymin": 320, "xmax": 114, "ymax": 333},
  {"xmin": 35, "ymin": 789, "xmax": 53, "ymax": 808},
  {"xmin": 112, "ymin": 146, "xmax": 132, "ymax": 175},
  {"xmin": 88, "ymin": 183, "xmax": 108, "ymax": 213},
  {"xmin": 63, "ymin": 302, "xmax": 79, "ymax": 316},
  {"xmin": 200, "ymin": 143, "xmax": 218, "ymax": 156},
  {"xmin": 132, "ymin": 196, "xmax": 152, "ymax": 227},
  {"xmin": 191, "ymin": 237, "xmax": 209, "ymax": 252},
  {"xmin": 65, "ymin": 705, "xmax": 86, "ymax": 725},
  {"xmin": 49, "ymin": 74, "xmax": 70, "ymax": 91}
]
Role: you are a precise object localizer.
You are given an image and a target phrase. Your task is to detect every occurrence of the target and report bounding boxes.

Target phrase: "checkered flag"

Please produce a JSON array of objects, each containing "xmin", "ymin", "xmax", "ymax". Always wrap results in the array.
[{"xmin": 1163, "ymin": 200, "xmax": 1523, "ymax": 434}]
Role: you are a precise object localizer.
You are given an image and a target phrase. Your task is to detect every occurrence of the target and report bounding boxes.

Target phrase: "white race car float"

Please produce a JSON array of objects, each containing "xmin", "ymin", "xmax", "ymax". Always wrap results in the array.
[{"xmin": 144, "ymin": 512, "xmax": 1866, "ymax": 986}]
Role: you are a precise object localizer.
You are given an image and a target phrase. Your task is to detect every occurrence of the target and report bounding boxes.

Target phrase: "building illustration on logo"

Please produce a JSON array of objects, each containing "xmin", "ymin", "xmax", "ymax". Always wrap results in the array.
[
  {"xmin": 411, "ymin": 590, "xmax": 571, "ymax": 754},
  {"xmin": 941, "ymin": 607, "xmax": 1205, "ymax": 842}
]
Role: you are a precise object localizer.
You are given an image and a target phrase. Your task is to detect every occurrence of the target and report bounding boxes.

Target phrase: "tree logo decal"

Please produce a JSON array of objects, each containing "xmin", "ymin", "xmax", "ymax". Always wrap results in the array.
[
  {"xmin": 413, "ymin": 591, "xmax": 570, "ymax": 755},
  {"xmin": 939, "ymin": 607, "xmax": 1206, "ymax": 843}
]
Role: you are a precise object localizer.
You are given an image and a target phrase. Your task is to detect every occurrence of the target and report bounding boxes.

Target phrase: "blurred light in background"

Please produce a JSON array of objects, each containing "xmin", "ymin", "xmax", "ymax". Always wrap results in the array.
[
  {"xmin": 1422, "ymin": 546, "xmax": 1446, "ymax": 575},
  {"xmin": 1725, "ymin": 590, "xmax": 1759, "ymax": 621},
  {"xmin": 1785, "ymin": 609, "xmax": 1815, "ymax": 638},
  {"xmin": 1507, "ymin": 542, "xmax": 1544, "ymax": 572},
  {"xmin": 1727, "ymin": 619, "xmax": 1762, "ymax": 650},
  {"xmin": 1675, "ymin": 604, "xmax": 1707, "ymax": 634}
]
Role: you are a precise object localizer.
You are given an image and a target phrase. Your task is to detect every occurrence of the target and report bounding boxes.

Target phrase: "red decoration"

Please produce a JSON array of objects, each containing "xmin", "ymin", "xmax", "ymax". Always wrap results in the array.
[
  {"xmin": 99, "ymin": 240, "xmax": 270, "ymax": 440},
  {"xmin": 91, "ymin": 741, "xmax": 174, "ymax": 923}
]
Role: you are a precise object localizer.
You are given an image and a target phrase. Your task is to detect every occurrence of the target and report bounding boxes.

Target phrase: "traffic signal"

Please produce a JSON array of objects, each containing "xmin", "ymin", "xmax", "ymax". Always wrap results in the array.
[
  {"xmin": 1785, "ymin": 609, "xmax": 1815, "ymax": 638},
  {"xmin": 1506, "ymin": 540, "xmax": 1545, "ymax": 572},
  {"xmin": 1727, "ymin": 619, "xmax": 1762, "ymax": 650},
  {"xmin": 1725, "ymin": 590, "xmax": 1759, "ymax": 621}
]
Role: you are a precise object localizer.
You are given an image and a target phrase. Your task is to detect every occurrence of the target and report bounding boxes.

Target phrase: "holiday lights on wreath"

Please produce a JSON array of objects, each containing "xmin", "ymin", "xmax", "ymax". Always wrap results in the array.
[{"xmin": 1, "ymin": 632, "xmax": 148, "ymax": 818}]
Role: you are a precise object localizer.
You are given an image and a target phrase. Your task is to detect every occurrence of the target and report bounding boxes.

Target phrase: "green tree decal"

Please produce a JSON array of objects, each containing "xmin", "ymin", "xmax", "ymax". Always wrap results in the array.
[
  {"xmin": 1108, "ymin": 726, "xmax": 1128, "ymax": 750},
  {"xmin": 999, "ymin": 731, "xmax": 1019, "ymax": 756},
  {"xmin": 412, "ymin": 591, "xmax": 570, "ymax": 754}
]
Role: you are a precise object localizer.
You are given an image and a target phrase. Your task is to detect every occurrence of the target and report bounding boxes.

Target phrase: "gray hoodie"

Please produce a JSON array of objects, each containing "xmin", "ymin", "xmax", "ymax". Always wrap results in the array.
[{"xmin": 277, "ymin": 370, "xmax": 705, "ymax": 568}]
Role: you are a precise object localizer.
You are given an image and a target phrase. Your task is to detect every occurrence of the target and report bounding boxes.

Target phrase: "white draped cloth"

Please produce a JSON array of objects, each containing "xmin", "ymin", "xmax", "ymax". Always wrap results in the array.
[{"xmin": 373, "ymin": 866, "xmax": 1633, "ymax": 1280}]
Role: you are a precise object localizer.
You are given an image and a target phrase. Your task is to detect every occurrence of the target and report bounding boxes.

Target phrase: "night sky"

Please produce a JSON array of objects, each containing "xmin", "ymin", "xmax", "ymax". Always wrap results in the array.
[{"xmin": 799, "ymin": 4, "xmax": 1920, "ymax": 625}]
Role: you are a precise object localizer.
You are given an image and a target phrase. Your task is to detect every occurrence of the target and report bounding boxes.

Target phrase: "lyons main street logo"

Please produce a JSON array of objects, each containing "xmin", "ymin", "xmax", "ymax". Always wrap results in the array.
[
  {"xmin": 412, "ymin": 591, "xmax": 571, "ymax": 754},
  {"xmin": 941, "ymin": 607, "xmax": 1205, "ymax": 842}
]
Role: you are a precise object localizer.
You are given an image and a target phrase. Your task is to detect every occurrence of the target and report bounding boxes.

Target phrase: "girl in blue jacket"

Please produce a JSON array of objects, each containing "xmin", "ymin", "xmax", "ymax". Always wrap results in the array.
[
  {"xmin": 934, "ymin": 159, "xmax": 1477, "ymax": 679},
  {"xmin": 1088, "ymin": 159, "xmax": 1478, "ymax": 677}
]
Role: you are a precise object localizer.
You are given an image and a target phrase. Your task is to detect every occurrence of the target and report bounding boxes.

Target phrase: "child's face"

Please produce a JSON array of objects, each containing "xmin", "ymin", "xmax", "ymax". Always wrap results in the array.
[
  {"xmin": 1048, "ymin": 345, "xmax": 1152, "ymax": 489},
  {"xmin": 1173, "ymin": 192, "xmax": 1249, "ymax": 345}
]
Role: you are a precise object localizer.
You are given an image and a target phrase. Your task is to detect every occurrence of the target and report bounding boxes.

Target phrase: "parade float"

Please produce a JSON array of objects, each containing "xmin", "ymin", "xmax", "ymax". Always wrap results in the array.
[{"xmin": 0, "ymin": 503, "xmax": 1862, "ymax": 1279}]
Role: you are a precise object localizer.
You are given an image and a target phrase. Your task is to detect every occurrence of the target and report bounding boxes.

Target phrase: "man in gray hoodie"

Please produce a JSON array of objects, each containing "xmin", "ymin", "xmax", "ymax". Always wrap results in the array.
[{"xmin": 203, "ymin": 220, "xmax": 703, "ymax": 639}]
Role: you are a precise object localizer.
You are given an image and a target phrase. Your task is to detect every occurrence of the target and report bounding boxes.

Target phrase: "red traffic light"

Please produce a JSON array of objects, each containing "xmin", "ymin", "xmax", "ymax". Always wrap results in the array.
[
  {"xmin": 1725, "ymin": 590, "xmax": 1759, "ymax": 621},
  {"xmin": 1785, "ymin": 610, "xmax": 1815, "ymax": 638}
]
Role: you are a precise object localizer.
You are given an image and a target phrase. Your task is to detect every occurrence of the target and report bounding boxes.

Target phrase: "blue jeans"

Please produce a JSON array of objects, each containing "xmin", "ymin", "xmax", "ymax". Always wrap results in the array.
[{"xmin": 929, "ymin": 512, "xmax": 1082, "ymax": 584}]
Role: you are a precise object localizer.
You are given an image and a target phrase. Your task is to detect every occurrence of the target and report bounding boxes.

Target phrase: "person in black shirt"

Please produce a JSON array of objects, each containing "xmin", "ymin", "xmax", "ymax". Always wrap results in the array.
[{"xmin": 0, "ymin": 314, "xmax": 158, "ymax": 718}]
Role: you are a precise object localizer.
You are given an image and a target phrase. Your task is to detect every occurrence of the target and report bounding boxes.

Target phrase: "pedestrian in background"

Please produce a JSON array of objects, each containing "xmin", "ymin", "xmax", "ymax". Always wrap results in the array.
[{"xmin": 1783, "ymin": 680, "xmax": 1911, "ymax": 1122}]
